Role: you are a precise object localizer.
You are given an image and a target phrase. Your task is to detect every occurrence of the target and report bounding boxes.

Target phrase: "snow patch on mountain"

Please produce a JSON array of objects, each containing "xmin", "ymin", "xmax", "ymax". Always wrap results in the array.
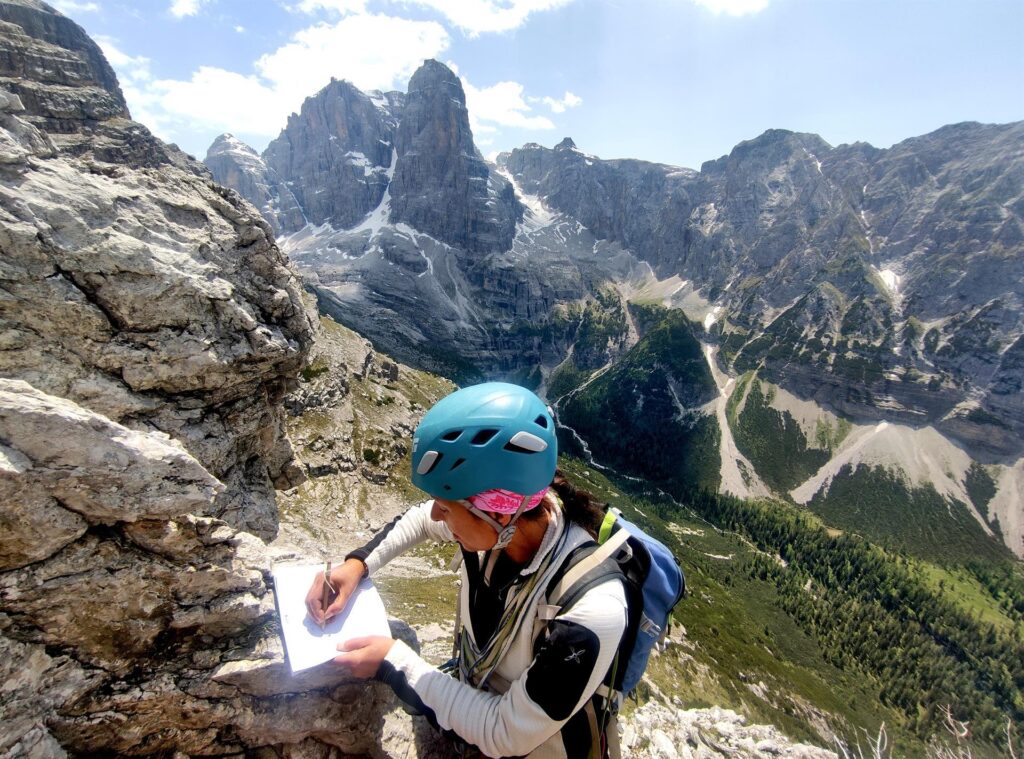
[
  {"xmin": 350, "ymin": 149, "xmax": 397, "ymax": 238},
  {"xmin": 704, "ymin": 306, "xmax": 723, "ymax": 331},
  {"xmin": 498, "ymin": 167, "xmax": 557, "ymax": 233},
  {"xmin": 872, "ymin": 264, "xmax": 902, "ymax": 301}
]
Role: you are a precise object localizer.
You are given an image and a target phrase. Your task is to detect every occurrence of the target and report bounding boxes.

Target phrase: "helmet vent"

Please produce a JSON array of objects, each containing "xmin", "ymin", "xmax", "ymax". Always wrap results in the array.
[
  {"xmin": 504, "ymin": 441, "xmax": 537, "ymax": 454},
  {"xmin": 533, "ymin": 415, "xmax": 549, "ymax": 429},
  {"xmin": 505, "ymin": 431, "xmax": 548, "ymax": 453},
  {"xmin": 416, "ymin": 450, "xmax": 442, "ymax": 475},
  {"xmin": 470, "ymin": 428, "xmax": 499, "ymax": 445},
  {"xmin": 449, "ymin": 457, "xmax": 466, "ymax": 471},
  {"xmin": 441, "ymin": 430, "xmax": 463, "ymax": 442}
]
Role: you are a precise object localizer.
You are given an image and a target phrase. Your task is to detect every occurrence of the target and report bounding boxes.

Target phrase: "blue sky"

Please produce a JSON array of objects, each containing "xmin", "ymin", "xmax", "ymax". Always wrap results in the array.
[{"xmin": 54, "ymin": 0, "xmax": 1024, "ymax": 170}]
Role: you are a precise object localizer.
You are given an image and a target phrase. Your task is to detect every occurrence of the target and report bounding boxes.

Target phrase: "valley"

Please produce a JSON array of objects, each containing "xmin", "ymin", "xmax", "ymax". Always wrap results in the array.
[
  {"xmin": 277, "ymin": 313, "xmax": 1023, "ymax": 756},
  {"xmin": 0, "ymin": 1, "xmax": 1018, "ymax": 754},
  {"xmin": 197, "ymin": 54, "xmax": 1023, "ymax": 754},
  {"xmin": 207, "ymin": 61, "xmax": 1023, "ymax": 562}
]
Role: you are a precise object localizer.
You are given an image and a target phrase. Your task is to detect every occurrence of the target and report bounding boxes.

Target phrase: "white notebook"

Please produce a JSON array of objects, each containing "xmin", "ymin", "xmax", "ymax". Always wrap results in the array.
[{"xmin": 271, "ymin": 563, "xmax": 391, "ymax": 674}]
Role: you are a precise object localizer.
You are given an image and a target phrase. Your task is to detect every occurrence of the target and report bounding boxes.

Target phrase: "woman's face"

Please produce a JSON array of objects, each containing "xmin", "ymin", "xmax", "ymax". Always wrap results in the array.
[{"xmin": 430, "ymin": 498, "xmax": 504, "ymax": 551}]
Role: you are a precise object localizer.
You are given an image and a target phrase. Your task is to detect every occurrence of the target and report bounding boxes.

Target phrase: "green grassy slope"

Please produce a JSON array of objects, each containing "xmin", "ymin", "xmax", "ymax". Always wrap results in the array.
[
  {"xmin": 729, "ymin": 376, "xmax": 832, "ymax": 493},
  {"xmin": 807, "ymin": 464, "xmax": 1013, "ymax": 564},
  {"xmin": 558, "ymin": 309, "xmax": 721, "ymax": 493},
  {"xmin": 286, "ymin": 312, "xmax": 1022, "ymax": 757}
]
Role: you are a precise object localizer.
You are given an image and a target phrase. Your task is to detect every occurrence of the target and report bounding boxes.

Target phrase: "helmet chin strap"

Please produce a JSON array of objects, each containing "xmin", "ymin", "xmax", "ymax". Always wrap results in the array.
[{"xmin": 464, "ymin": 494, "xmax": 534, "ymax": 586}]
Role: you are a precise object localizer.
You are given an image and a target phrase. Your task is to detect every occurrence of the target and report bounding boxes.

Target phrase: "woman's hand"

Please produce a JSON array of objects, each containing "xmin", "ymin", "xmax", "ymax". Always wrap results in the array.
[
  {"xmin": 333, "ymin": 636, "xmax": 395, "ymax": 678},
  {"xmin": 304, "ymin": 557, "xmax": 366, "ymax": 626}
]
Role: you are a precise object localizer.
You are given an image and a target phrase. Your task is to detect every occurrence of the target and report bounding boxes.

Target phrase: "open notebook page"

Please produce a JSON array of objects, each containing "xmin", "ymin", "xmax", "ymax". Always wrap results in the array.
[{"xmin": 272, "ymin": 563, "xmax": 391, "ymax": 674}]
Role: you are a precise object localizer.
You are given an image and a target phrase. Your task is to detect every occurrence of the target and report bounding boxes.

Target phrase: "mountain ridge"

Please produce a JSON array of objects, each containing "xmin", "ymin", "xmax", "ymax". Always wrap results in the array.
[
  {"xmin": 1, "ymin": 5, "xmax": 1021, "ymax": 756},
  {"xmin": 203, "ymin": 62, "xmax": 1023, "ymax": 559}
]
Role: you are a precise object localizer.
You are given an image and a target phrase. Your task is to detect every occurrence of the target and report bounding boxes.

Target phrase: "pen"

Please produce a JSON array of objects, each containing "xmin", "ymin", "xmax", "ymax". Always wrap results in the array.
[{"xmin": 320, "ymin": 560, "xmax": 334, "ymax": 630}]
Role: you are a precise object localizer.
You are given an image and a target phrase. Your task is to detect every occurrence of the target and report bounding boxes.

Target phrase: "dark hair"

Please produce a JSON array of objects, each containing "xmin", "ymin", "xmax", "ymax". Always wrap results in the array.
[{"xmin": 549, "ymin": 468, "xmax": 605, "ymax": 538}]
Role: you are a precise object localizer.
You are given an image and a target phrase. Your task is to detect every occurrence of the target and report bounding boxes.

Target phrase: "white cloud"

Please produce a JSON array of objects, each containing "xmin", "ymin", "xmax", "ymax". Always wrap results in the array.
[
  {"xmin": 103, "ymin": 15, "xmax": 449, "ymax": 153},
  {"xmin": 541, "ymin": 90, "xmax": 581, "ymax": 113},
  {"xmin": 153, "ymin": 67, "xmax": 287, "ymax": 138},
  {"xmin": 254, "ymin": 16, "xmax": 448, "ymax": 95},
  {"xmin": 292, "ymin": 0, "xmax": 572, "ymax": 33},
  {"xmin": 404, "ymin": 0, "xmax": 574, "ymax": 35},
  {"xmin": 96, "ymin": 37, "xmax": 151, "ymax": 82},
  {"xmin": 462, "ymin": 78, "xmax": 555, "ymax": 132},
  {"xmin": 234, "ymin": 25, "xmax": 246, "ymax": 33},
  {"xmin": 691, "ymin": 0, "xmax": 769, "ymax": 16},
  {"xmin": 293, "ymin": 0, "xmax": 367, "ymax": 13},
  {"xmin": 51, "ymin": 0, "xmax": 100, "ymax": 13},
  {"xmin": 169, "ymin": 0, "xmax": 213, "ymax": 18}
]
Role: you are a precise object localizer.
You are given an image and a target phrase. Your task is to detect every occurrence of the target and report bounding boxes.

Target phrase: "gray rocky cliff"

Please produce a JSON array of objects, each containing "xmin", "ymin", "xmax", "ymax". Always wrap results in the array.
[
  {"xmin": 0, "ymin": 4, "xmax": 446, "ymax": 757},
  {"xmin": 506, "ymin": 125, "xmax": 1024, "ymax": 459},
  {"xmin": 204, "ymin": 133, "xmax": 306, "ymax": 237},
  {"xmin": 504, "ymin": 136, "xmax": 697, "ymax": 269},
  {"xmin": 0, "ymin": 0, "xmax": 316, "ymax": 538},
  {"xmin": 0, "ymin": 0, "xmax": 194, "ymax": 169},
  {"xmin": 262, "ymin": 79, "xmax": 403, "ymax": 234},
  {"xmin": 0, "ymin": 0, "xmax": 125, "ymax": 124},
  {"xmin": 0, "ymin": 381, "xmax": 443, "ymax": 758},
  {"xmin": 389, "ymin": 59, "xmax": 518, "ymax": 253}
]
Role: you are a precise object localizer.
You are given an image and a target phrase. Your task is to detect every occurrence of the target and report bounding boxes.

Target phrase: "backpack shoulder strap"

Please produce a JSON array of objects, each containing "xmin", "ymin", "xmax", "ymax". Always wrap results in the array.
[
  {"xmin": 531, "ymin": 529, "xmax": 627, "ymax": 643},
  {"xmin": 548, "ymin": 527, "xmax": 629, "ymax": 606}
]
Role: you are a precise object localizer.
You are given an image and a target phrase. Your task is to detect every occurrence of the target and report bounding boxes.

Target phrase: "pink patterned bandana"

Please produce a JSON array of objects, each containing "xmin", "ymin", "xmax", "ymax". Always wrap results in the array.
[{"xmin": 467, "ymin": 487, "xmax": 549, "ymax": 514}]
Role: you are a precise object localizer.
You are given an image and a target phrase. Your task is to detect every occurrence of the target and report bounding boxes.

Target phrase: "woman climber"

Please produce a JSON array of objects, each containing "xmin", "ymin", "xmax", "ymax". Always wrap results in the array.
[{"xmin": 305, "ymin": 382, "xmax": 627, "ymax": 758}]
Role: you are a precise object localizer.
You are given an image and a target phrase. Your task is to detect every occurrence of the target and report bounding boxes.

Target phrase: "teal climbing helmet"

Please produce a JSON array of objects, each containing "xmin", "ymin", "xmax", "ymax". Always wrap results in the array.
[{"xmin": 411, "ymin": 382, "xmax": 557, "ymax": 500}]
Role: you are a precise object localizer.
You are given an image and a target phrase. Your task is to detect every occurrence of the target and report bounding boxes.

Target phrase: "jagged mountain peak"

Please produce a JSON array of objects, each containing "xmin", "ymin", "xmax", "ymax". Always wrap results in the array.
[
  {"xmin": 0, "ymin": 0, "xmax": 126, "ymax": 115},
  {"xmin": 207, "ymin": 56, "xmax": 519, "ymax": 251},
  {"xmin": 555, "ymin": 136, "xmax": 577, "ymax": 150},
  {"xmin": 407, "ymin": 58, "xmax": 464, "ymax": 101},
  {"xmin": 286, "ymin": 77, "xmax": 386, "ymax": 129},
  {"xmin": 389, "ymin": 58, "xmax": 517, "ymax": 252},
  {"xmin": 205, "ymin": 132, "xmax": 258, "ymax": 158},
  {"xmin": 315, "ymin": 77, "xmax": 407, "ymax": 115},
  {"xmin": 703, "ymin": 128, "xmax": 833, "ymax": 173}
]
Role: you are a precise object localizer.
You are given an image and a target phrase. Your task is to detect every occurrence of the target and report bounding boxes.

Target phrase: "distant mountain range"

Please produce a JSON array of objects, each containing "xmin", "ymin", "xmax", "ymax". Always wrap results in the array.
[
  {"xmin": 4, "ymin": 4, "xmax": 1018, "ymax": 756},
  {"xmin": 205, "ymin": 60, "xmax": 1023, "ymax": 559}
]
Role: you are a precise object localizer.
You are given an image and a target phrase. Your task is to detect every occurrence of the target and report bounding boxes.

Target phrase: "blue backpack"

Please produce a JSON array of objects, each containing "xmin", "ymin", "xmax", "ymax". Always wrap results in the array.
[{"xmin": 543, "ymin": 506, "xmax": 686, "ymax": 702}]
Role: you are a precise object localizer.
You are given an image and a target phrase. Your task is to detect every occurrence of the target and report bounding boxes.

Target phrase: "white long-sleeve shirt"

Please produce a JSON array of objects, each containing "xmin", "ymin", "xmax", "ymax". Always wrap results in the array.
[{"xmin": 349, "ymin": 500, "xmax": 627, "ymax": 758}]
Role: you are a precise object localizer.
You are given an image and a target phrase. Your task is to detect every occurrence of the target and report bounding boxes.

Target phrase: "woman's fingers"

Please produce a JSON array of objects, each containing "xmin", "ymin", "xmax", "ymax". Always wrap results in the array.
[
  {"xmin": 322, "ymin": 589, "xmax": 349, "ymax": 622},
  {"xmin": 338, "ymin": 636, "xmax": 373, "ymax": 651},
  {"xmin": 305, "ymin": 559, "xmax": 366, "ymax": 625},
  {"xmin": 304, "ymin": 571, "xmax": 327, "ymax": 624},
  {"xmin": 333, "ymin": 636, "xmax": 394, "ymax": 678}
]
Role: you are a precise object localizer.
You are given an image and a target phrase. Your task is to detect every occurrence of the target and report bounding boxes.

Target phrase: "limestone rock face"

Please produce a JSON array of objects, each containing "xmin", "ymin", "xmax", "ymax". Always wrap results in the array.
[
  {"xmin": 0, "ymin": 0, "xmax": 316, "ymax": 539},
  {"xmin": 0, "ymin": 382, "xmax": 442, "ymax": 758},
  {"xmin": 0, "ymin": 0, "xmax": 126, "ymax": 127},
  {"xmin": 0, "ymin": 6, "xmax": 447, "ymax": 756},
  {"xmin": 621, "ymin": 703, "xmax": 837, "ymax": 759},
  {"xmin": 262, "ymin": 80, "xmax": 404, "ymax": 234},
  {"xmin": 0, "ymin": 380, "xmax": 222, "ymax": 569},
  {"xmin": 504, "ymin": 137, "xmax": 697, "ymax": 268},
  {"xmin": 204, "ymin": 133, "xmax": 306, "ymax": 237},
  {"xmin": 389, "ymin": 60, "xmax": 518, "ymax": 253},
  {"xmin": 506, "ymin": 123, "xmax": 1024, "ymax": 458}
]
